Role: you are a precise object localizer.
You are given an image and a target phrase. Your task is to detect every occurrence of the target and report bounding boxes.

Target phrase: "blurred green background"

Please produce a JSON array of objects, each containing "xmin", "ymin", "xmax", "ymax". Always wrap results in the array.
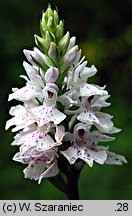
[{"xmin": 0, "ymin": 0, "xmax": 132, "ymax": 200}]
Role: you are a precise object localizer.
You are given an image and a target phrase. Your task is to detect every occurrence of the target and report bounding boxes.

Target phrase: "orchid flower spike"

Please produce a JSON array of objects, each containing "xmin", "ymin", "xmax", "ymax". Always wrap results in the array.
[{"xmin": 6, "ymin": 5, "xmax": 127, "ymax": 193}]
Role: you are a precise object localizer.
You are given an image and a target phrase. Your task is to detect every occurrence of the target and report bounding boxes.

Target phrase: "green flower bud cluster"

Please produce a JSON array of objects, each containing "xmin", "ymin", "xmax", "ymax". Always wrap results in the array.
[{"xmin": 34, "ymin": 4, "xmax": 70, "ymax": 59}]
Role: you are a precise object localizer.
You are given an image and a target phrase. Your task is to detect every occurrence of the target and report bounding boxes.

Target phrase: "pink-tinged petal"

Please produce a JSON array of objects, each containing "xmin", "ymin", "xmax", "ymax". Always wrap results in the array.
[
  {"xmin": 45, "ymin": 67, "xmax": 59, "ymax": 83},
  {"xmin": 59, "ymin": 89, "xmax": 79, "ymax": 106},
  {"xmin": 13, "ymin": 146, "xmax": 56, "ymax": 165},
  {"xmin": 13, "ymin": 148, "xmax": 36, "ymax": 164},
  {"xmin": 55, "ymin": 125, "xmax": 65, "ymax": 143},
  {"xmin": 105, "ymin": 151, "xmax": 127, "ymax": 165},
  {"xmin": 80, "ymin": 83, "xmax": 108, "ymax": 97},
  {"xmin": 31, "ymin": 105, "xmax": 51, "ymax": 126},
  {"xmin": 13, "ymin": 152, "xmax": 29, "ymax": 164},
  {"xmin": 38, "ymin": 160, "xmax": 59, "ymax": 184},
  {"xmin": 8, "ymin": 84, "xmax": 43, "ymax": 102}
]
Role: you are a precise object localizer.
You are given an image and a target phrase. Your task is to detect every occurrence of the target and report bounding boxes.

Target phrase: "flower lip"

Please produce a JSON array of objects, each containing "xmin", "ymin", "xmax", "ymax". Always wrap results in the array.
[
  {"xmin": 78, "ymin": 128, "xmax": 85, "ymax": 141},
  {"xmin": 47, "ymin": 90, "xmax": 54, "ymax": 99}
]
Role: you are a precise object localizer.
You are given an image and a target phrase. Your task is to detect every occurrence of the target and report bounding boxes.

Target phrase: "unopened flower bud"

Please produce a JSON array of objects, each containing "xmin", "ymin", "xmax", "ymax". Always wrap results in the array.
[
  {"xmin": 45, "ymin": 31, "xmax": 52, "ymax": 44},
  {"xmin": 23, "ymin": 49, "xmax": 36, "ymax": 65},
  {"xmin": 47, "ymin": 16, "xmax": 54, "ymax": 30},
  {"xmin": 31, "ymin": 47, "xmax": 50, "ymax": 67},
  {"xmin": 58, "ymin": 32, "xmax": 70, "ymax": 53},
  {"xmin": 34, "ymin": 35, "xmax": 47, "ymax": 52},
  {"xmin": 63, "ymin": 45, "xmax": 79, "ymax": 64},
  {"xmin": 55, "ymin": 21, "xmax": 64, "ymax": 40},
  {"xmin": 48, "ymin": 42, "xmax": 58, "ymax": 59},
  {"xmin": 43, "ymin": 4, "xmax": 53, "ymax": 23},
  {"xmin": 45, "ymin": 67, "xmax": 59, "ymax": 83},
  {"xmin": 53, "ymin": 10, "xmax": 59, "ymax": 25},
  {"xmin": 67, "ymin": 37, "xmax": 76, "ymax": 50},
  {"xmin": 40, "ymin": 14, "xmax": 47, "ymax": 37}
]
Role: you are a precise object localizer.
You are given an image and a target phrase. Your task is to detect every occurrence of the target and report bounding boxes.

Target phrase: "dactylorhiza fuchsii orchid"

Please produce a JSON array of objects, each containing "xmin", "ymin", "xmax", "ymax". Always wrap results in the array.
[{"xmin": 5, "ymin": 5, "xmax": 127, "ymax": 199}]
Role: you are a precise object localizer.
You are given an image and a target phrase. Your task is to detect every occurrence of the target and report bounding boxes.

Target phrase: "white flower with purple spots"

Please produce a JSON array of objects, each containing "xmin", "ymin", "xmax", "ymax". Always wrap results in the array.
[
  {"xmin": 62, "ymin": 123, "xmax": 126, "ymax": 167},
  {"xmin": 12, "ymin": 124, "xmax": 65, "ymax": 151},
  {"xmin": 5, "ymin": 104, "xmax": 36, "ymax": 132},
  {"xmin": 31, "ymin": 84, "xmax": 66, "ymax": 126},
  {"xmin": 13, "ymin": 146, "xmax": 59, "ymax": 183}
]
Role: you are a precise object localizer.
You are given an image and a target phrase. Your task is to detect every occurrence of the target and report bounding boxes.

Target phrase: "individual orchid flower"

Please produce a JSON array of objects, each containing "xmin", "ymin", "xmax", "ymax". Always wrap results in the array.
[
  {"xmin": 12, "ymin": 124, "xmax": 65, "ymax": 151},
  {"xmin": 65, "ymin": 93, "xmax": 119, "ymax": 133},
  {"xmin": 13, "ymin": 146, "xmax": 59, "ymax": 184},
  {"xmin": 31, "ymin": 84, "xmax": 66, "ymax": 126},
  {"xmin": 66, "ymin": 61, "xmax": 97, "ymax": 90},
  {"xmin": 62, "ymin": 123, "xmax": 126, "ymax": 167},
  {"xmin": 8, "ymin": 62, "xmax": 44, "ymax": 102}
]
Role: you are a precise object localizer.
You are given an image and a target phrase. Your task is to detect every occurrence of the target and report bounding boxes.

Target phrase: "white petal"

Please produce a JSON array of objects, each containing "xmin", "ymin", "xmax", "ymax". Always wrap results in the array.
[
  {"xmin": 9, "ymin": 105, "xmax": 24, "ymax": 116},
  {"xmin": 5, "ymin": 106, "xmax": 35, "ymax": 131},
  {"xmin": 82, "ymin": 65, "xmax": 97, "ymax": 78},
  {"xmin": 23, "ymin": 160, "xmax": 47, "ymax": 181},
  {"xmin": 105, "ymin": 151, "xmax": 127, "ymax": 165},
  {"xmin": 77, "ymin": 110, "xmax": 101, "ymax": 125},
  {"xmin": 37, "ymin": 134, "xmax": 56, "ymax": 151},
  {"xmin": 87, "ymin": 131, "xmax": 115, "ymax": 146},
  {"xmin": 62, "ymin": 145, "xmax": 93, "ymax": 167},
  {"xmin": 38, "ymin": 160, "xmax": 59, "ymax": 184},
  {"xmin": 32, "ymin": 105, "xmax": 66, "ymax": 126},
  {"xmin": 55, "ymin": 125, "xmax": 65, "ymax": 143},
  {"xmin": 51, "ymin": 108, "xmax": 66, "ymax": 125},
  {"xmin": 86, "ymin": 149, "xmax": 107, "ymax": 165},
  {"xmin": 95, "ymin": 112, "xmax": 114, "ymax": 132},
  {"xmin": 23, "ymin": 61, "xmax": 38, "ymax": 79},
  {"xmin": 8, "ymin": 84, "xmax": 42, "ymax": 102},
  {"xmin": 80, "ymin": 83, "xmax": 108, "ymax": 97},
  {"xmin": 73, "ymin": 61, "xmax": 87, "ymax": 83}
]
